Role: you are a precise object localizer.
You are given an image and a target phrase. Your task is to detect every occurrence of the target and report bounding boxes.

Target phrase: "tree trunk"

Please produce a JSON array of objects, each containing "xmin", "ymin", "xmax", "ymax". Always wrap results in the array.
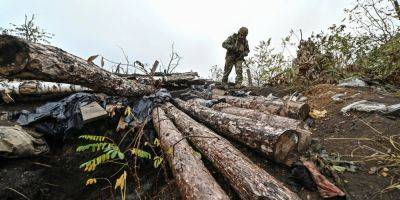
[
  {"xmin": 0, "ymin": 35, "xmax": 154, "ymax": 97},
  {"xmin": 214, "ymin": 95, "xmax": 310, "ymax": 120},
  {"xmin": 0, "ymin": 80, "xmax": 90, "ymax": 95},
  {"xmin": 151, "ymin": 107, "xmax": 229, "ymax": 200},
  {"xmin": 163, "ymin": 103, "xmax": 299, "ymax": 199},
  {"xmin": 187, "ymin": 98, "xmax": 311, "ymax": 153},
  {"xmin": 162, "ymin": 103, "xmax": 301, "ymax": 200},
  {"xmin": 173, "ymin": 99, "xmax": 301, "ymax": 165}
]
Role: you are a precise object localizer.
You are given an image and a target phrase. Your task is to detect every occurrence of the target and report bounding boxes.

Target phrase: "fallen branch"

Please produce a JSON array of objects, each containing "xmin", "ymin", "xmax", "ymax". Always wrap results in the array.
[{"xmin": 162, "ymin": 102, "xmax": 301, "ymax": 200}]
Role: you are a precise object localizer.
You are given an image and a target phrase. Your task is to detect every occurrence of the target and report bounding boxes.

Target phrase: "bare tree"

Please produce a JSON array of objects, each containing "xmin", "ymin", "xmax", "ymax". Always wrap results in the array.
[
  {"xmin": 0, "ymin": 14, "xmax": 54, "ymax": 43},
  {"xmin": 345, "ymin": 0, "xmax": 400, "ymax": 43},
  {"xmin": 164, "ymin": 43, "xmax": 182, "ymax": 74}
]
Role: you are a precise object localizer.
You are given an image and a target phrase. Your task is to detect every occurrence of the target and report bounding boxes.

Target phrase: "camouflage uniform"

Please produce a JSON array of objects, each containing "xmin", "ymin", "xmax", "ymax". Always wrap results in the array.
[{"xmin": 222, "ymin": 27, "xmax": 250, "ymax": 85}]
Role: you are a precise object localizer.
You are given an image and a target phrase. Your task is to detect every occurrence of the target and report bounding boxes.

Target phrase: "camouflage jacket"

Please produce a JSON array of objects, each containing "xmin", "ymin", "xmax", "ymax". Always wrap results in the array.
[{"xmin": 222, "ymin": 33, "xmax": 250, "ymax": 60}]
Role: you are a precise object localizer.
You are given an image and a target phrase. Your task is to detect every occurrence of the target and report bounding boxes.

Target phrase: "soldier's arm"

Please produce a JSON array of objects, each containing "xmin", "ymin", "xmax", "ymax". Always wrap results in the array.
[{"xmin": 222, "ymin": 36, "xmax": 235, "ymax": 50}]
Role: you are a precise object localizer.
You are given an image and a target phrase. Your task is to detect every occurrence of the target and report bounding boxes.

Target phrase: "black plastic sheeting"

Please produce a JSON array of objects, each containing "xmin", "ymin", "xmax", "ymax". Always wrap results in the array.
[
  {"xmin": 16, "ymin": 89, "xmax": 172, "ymax": 140},
  {"xmin": 17, "ymin": 93, "xmax": 100, "ymax": 140},
  {"xmin": 129, "ymin": 88, "xmax": 171, "ymax": 127},
  {"xmin": 179, "ymin": 84, "xmax": 214, "ymax": 100}
]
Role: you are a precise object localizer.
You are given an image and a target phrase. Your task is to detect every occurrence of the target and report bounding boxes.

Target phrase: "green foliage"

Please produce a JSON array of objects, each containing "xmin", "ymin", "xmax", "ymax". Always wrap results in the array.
[
  {"xmin": 130, "ymin": 148, "xmax": 152, "ymax": 159},
  {"xmin": 77, "ymin": 135, "xmax": 124, "ymax": 172},
  {"xmin": 79, "ymin": 135, "xmax": 107, "ymax": 142}
]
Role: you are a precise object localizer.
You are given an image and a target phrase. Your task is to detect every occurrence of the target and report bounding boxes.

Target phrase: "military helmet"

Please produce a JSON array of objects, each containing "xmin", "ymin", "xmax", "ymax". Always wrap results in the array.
[{"xmin": 238, "ymin": 27, "xmax": 248, "ymax": 36}]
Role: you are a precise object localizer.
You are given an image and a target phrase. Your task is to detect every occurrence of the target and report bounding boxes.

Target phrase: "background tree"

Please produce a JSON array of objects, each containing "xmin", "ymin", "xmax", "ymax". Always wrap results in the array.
[{"xmin": 0, "ymin": 14, "xmax": 54, "ymax": 43}]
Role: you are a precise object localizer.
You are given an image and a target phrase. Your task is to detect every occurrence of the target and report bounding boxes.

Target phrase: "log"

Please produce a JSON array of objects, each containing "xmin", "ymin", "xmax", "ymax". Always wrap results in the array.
[
  {"xmin": 162, "ymin": 102, "xmax": 301, "ymax": 200},
  {"xmin": 214, "ymin": 95, "xmax": 310, "ymax": 120},
  {"xmin": 117, "ymin": 72, "xmax": 206, "ymax": 85},
  {"xmin": 0, "ymin": 80, "xmax": 90, "ymax": 102},
  {"xmin": 173, "ymin": 99, "xmax": 301, "ymax": 165},
  {"xmin": 151, "ymin": 107, "xmax": 228, "ymax": 200},
  {"xmin": 0, "ymin": 35, "xmax": 154, "ymax": 97},
  {"xmin": 187, "ymin": 98, "xmax": 311, "ymax": 152}
]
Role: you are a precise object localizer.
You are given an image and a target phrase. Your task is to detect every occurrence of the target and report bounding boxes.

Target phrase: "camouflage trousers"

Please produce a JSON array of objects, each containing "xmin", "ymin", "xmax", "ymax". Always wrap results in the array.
[{"xmin": 222, "ymin": 56, "xmax": 243, "ymax": 84}]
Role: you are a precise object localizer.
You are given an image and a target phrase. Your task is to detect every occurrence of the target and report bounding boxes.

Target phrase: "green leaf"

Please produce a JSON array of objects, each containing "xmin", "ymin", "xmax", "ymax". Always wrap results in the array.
[
  {"xmin": 154, "ymin": 138, "xmax": 161, "ymax": 147},
  {"xmin": 153, "ymin": 156, "xmax": 163, "ymax": 168},
  {"xmin": 332, "ymin": 165, "xmax": 346, "ymax": 173}
]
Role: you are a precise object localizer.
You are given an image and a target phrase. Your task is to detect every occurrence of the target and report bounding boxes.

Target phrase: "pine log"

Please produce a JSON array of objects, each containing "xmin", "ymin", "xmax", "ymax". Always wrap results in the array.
[
  {"xmin": 162, "ymin": 103, "xmax": 301, "ymax": 200},
  {"xmin": 173, "ymin": 98, "xmax": 301, "ymax": 165},
  {"xmin": 214, "ymin": 95, "xmax": 310, "ymax": 120},
  {"xmin": 151, "ymin": 107, "xmax": 228, "ymax": 200},
  {"xmin": 187, "ymin": 98, "xmax": 311, "ymax": 152},
  {"xmin": 0, "ymin": 35, "xmax": 154, "ymax": 97}
]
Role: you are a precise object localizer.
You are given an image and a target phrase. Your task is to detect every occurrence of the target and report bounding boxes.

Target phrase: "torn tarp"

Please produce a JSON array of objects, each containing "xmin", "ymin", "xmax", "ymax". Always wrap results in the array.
[
  {"xmin": 128, "ymin": 88, "xmax": 172, "ymax": 127},
  {"xmin": 180, "ymin": 84, "xmax": 214, "ymax": 100},
  {"xmin": 17, "ymin": 93, "xmax": 100, "ymax": 139}
]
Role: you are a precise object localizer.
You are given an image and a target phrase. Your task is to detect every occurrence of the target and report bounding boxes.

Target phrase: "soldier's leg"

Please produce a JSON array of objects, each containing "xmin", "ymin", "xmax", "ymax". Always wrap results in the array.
[
  {"xmin": 235, "ymin": 60, "xmax": 243, "ymax": 85},
  {"xmin": 222, "ymin": 56, "xmax": 234, "ymax": 83}
]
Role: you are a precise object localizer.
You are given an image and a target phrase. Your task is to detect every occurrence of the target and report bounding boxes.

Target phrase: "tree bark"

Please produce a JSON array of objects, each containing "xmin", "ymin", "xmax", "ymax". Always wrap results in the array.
[
  {"xmin": 0, "ymin": 80, "xmax": 90, "ymax": 96},
  {"xmin": 162, "ymin": 102, "xmax": 301, "ymax": 200},
  {"xmin": 214, "ymin": 95, "xmax": 310, "ymax": 120},
  {"xmin": 173, "ymin": 99, "xmax": 301, "ymax": 165},
  {"xmin": 187, "ymin": 98, "xmax": 311, "ymax": 153},
  {"xmin": 151, "ymin": 107, "xmax": 229, "ymax": 200},
  {"xmin": 0, "ymin": 35, "xmax": 154, "ymax": 97}
]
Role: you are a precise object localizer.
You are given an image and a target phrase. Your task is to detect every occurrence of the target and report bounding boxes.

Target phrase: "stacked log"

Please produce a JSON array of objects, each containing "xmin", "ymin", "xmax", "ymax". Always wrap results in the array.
[
  {"xmin": 162, "ymin": 103, "xmax": 301, "ymax": 200},
  {"xmin": 151, "ymin": 107, "xmax": 229, "ymax": 200},
  {"xmin": 0, "ymin": 35, "xmax": 154, "ymax": 97},
  {"xmin": 187, "ymin": 98, "xmax": 311, "ymax": 153},
  {"xmin": 213, "ymin": 95, "xmax": 310, "ymax": 120},
  {"xmin": 173, "ymin": 98, "xmax": 302, "ymax": 165}
]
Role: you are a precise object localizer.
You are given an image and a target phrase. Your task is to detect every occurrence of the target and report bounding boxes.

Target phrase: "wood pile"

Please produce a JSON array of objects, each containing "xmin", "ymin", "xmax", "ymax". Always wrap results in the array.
[{"xmin": 0, "ymin": 35, "xmax": 344, "ymax": 200}]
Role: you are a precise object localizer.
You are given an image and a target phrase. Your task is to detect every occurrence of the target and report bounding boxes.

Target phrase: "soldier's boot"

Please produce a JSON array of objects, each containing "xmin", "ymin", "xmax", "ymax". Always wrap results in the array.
[{"xmin": 235, "ymin": 61, "xmax": 243, "ymax": 87}]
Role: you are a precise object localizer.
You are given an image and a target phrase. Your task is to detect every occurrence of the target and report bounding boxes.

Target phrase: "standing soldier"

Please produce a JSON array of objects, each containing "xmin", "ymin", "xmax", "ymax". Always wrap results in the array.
[{"xmin": 222, "ymin": 27, "xmax": 250, "ymax": 87}]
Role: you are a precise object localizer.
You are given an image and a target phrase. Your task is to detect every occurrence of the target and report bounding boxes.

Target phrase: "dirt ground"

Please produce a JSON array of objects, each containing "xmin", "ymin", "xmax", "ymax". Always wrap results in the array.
[
  {"xmin": 1, "ymin": 83, "xmax": 400, "ymax": 199},
  {"xmin": 303, "ymin": 84, "xmax": 400, "ymax": 200}
]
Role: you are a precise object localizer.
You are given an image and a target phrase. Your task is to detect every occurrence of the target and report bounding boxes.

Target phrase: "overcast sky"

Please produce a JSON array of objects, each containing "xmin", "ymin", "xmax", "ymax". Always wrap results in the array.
[{"xmin": 1, "ymin": 0, "xmax": 352, "ymax": 77}]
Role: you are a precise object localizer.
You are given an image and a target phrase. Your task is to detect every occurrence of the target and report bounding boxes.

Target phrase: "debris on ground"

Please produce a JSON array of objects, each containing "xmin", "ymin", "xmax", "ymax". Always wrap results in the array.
[
  {"xmin": 341, "ymin": 100, "xmax": 400, "ymax": 117},
  {"xmin": 0, "ymin": 125, "xmax": 48, "ymax": 158},
  {"xmin": 331, "ymin": 93, "xmax": 346, "ymax": 102},
  {"xmin": 16, "ymin": 93, "xmax": 100, "ymax": 139},
  {"xmin": 338, "ymin": 77, "xmax": 368, "ymax": 88}
]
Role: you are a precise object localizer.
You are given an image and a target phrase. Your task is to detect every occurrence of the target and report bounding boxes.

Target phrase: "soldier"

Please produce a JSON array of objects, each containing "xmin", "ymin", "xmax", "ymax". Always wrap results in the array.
[{"xmin": 222, "ymin": 27, "xmax": 250, "ymax": 87}]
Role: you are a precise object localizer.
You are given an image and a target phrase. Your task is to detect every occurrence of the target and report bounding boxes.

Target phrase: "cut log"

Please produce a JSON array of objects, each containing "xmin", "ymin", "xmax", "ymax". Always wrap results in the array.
[
  {"xmin": 173, "ymin": 98, "xmax": 301, "ymax": 165},
  {"xmin": 151, "ymin": 107, "xmax": 228, "ymax": 200},
  {"xmin": 214, "ymin": 95, "xmax": 310, "ymax": 120},
  {"xmin": 0, "ymin": 35, "xmax": 154, "ymax": 97},
  {"xmin": 117, "ymin": 72, "xmax": 205, "ymax": 85},
  {"xmin": 162, "ymin": 103, "xmax": 301, "ymax": 200},
  {"xmin": 0, "ymin": 80, "xmax": 90, "ymax": 102},
  {"xmin": 187, "ymin": 98, "xmax": 311, "ymax": 152}
]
